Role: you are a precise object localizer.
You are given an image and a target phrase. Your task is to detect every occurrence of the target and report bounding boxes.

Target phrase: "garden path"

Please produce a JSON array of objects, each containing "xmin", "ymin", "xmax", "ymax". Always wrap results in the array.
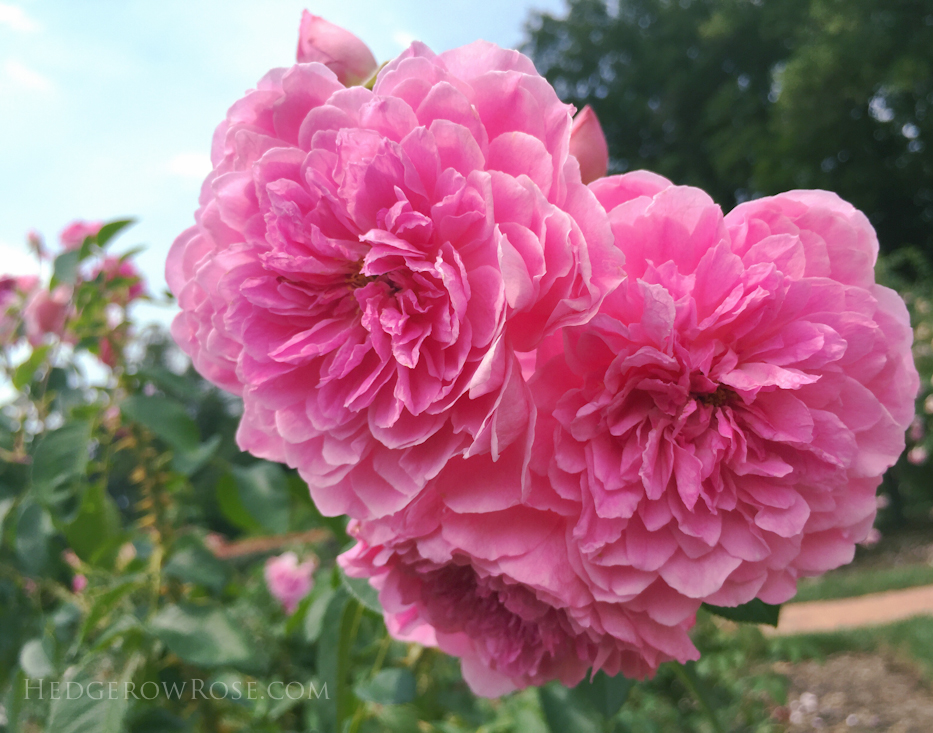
[{"xmin": 772, "ymin": 584, "xmax": 933, "ymax": 635}]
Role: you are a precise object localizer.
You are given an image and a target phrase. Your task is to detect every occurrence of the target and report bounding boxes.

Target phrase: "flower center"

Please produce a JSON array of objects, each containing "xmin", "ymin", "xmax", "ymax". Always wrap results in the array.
[{"xmin": 694, "ymin": 384, "xmax": 735, "ymax": 409}]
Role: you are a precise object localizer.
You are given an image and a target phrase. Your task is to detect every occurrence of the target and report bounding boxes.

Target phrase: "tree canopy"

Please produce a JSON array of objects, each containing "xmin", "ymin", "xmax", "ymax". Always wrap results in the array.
[{"xmin": 523, "ymin": 0, "xmax": 933, "ymax": 258}]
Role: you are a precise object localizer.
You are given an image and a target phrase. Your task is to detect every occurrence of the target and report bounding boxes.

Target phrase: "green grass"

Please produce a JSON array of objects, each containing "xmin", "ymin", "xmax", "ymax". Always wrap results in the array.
[
  {"xmin": 766, "ymin": 616, "xmax": 933, "ymax": 682},
  {"xmin": 790, "ymin": 563, "xmax": 933, "ymax": 603}
]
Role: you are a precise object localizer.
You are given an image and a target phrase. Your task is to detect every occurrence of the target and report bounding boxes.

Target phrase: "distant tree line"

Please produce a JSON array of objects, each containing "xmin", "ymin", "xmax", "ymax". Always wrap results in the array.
[{"xmin": 523, "ymin": 0, "xmax": 933, "ymax": 262}]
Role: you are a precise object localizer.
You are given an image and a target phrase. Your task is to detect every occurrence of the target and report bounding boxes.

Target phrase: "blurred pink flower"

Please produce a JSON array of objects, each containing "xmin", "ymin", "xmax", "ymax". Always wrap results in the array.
[
  {"xmin": 167, "ymin": 34, "xmax": 621, "ymax": 520},
  {"xmin": 72, "ymin": 574, "xmax": 88, "ymax": 593},
  {"xmin": 296, "ymin": 11, "xmax": 378, "ymax": 87},
  {"xmin": 569, "ymin": 105, "xmax": 609, "ymax": 185},
  {"xmin": 62, "ymin": 549, "xmax": 80, "ymax": 568},
  {"xmin": 264, "ymin": 552, "xmax": 316, "ymax": 613},
  {"xmin": 908, "ymin": 445, "xmax": 928, "ymax": 465},
  {"xmin": 340, "ymin": 483, "xmax": 698, "ymax": 697},
  {"xmin": 858, "ymin": 528, "xmax": 882, "ymax": 547},
  {"xmin": 0, "ymin": 274, "xmax": 38, "ymax": 344},
  {"xmin": 60, "ymin": 220, "xmax": 103, "ymax": 251},
  {"xmin": 909, "ymin": 417, "xmax": 924, "ymax": 442},
  {"xmin": 527, "ymin": 171, "xmax": 917, "ymax": 610},
  {"xmin": 23, "ymin": 284, "xmax": 71, "ymax": 346},
  {"xmin": 90, "ymin": 256, "xmax": 145, "ymax": 305}
]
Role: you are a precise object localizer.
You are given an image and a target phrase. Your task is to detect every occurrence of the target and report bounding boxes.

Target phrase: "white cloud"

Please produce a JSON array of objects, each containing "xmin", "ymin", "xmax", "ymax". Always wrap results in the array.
[
  {"xmin": 0, "ymin": 3, "xmax": 39, "ymax": 33},
  {"xmin": 3, "ymin": 60, "xmax": 53, "ymax": 92},
  {"xmin": 392, "ymin": 30, "xmax": 416, "ymax": 49},
  {"xmin": 165, "ymin": 153, "xmax": 212, "ymax": 179}
]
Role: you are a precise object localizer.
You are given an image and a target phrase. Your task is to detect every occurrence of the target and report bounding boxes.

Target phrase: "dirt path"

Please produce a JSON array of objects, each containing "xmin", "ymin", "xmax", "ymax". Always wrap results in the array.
[{"xmin": 773, "ymin": 584, "xmax": 933, "ymax": 635}]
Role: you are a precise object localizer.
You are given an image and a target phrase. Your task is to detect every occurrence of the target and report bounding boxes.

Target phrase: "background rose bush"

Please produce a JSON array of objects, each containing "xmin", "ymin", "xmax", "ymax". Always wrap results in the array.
[{"xmin": 0, "ymin": 1, "xmax": 930, "ymax": 731}]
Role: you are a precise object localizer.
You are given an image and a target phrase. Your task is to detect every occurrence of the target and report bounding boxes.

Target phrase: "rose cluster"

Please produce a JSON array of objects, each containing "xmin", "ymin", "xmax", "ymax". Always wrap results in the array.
[
  {"xmin": 167, "ymin": 13, "xmax": 918, "ymax": 696},
  {"xmin": 0, "ymin": 220, "xmax": 145, "ymax": 359}
]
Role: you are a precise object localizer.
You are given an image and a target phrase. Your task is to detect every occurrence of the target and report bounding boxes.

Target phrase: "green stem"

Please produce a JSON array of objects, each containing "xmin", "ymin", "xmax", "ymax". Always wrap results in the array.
[{"xmin": 671, "ymin": 663, "xmax": 724, "ymax": 733}]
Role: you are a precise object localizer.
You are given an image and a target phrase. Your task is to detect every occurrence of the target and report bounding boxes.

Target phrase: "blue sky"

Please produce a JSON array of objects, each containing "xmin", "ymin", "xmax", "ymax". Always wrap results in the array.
[{"xmin": 0, "ymin": 0, "xmax": 565, "ymax": 323}]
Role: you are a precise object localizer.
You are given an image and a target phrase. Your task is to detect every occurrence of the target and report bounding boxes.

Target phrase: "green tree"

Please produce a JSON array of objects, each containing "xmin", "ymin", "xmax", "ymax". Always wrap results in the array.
[{"xmin": 523, "ymin": 0, "xmax": 933, "ymax": 257}]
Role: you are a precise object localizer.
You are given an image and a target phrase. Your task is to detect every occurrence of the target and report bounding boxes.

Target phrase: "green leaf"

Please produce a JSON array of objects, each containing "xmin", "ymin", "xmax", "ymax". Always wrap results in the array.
[
  {"xmin": 12, "ymin": 345, "xmax": 50, "ymax": 390},
  {"xmin": 15, "ymin": 501, "xmax": 54, "ymax": 575},
  {"xmin": 539, "ymin": 683, "xmax": 602, "ymax": 733},
  {"xmin": 4, "ymin": 670, "xmax": 27, "ymax": 733},
  {"xmin": 301, "ymin": 585, "xmax": 336, "ymax": 642},
  {"xmin": 121, "ymin": 395, "xmax": 199, "ymax": 450},
  {"xmin": 171, "ymin": 434, "xmax": 221, "ymax": 476},
  {"xmin": 671, "ymin": 662, "xmax": 725, "ymax": 733},
  {"xmin": 339, "ymin": 568, "xmax": 382, "ymax": 615},
  {"xmin": 163, "ymin": 535, "xmax": 229, "ymax": 593},
  {"xmin": 45, "ymin": 662, "xmax": 134, "ymax": 733},
  {"xmin": 355, "ymin": 668, "xmax": 416, "ymax": 705},
  {"xmin": 215, "ymin": 473, "xmax": 263, "ymax": 533},
  {"xmin": 94, "ymin": 218, "xmax": 135, "ymax": 249},
  {"xmin": 318, "ymin": 589, "xmax": 360, "ymax": 733},
  {"xmin": 702, "ymin": 599, "xmax": 781, "ymax": 627},
  {"xmin": 149, "ymin": 604, "xmax": 258, "ymax": 669},
  {"xmin": 0, "ymin": 496, "xmax": 15, "ymax": 545},
  {"xmin": 18, "ymin": 637, "xmax": 54, "ymax": 678},
  {"xmin": 135, "ymin": 366, "xmax": 202, "ymax": 403},
  {"xmin": 52, "ymin": 250, "xmax": 81, "ymax": 286},
  {"xmin": 569, "ymin": 671, "xmax": 634, "ymax": 719},
  {"xmin": 231, "ymin": 462, "xmax": 289, "ymax": 534},
  {"xmin": 62, "ymin": 483, "xmax": 122, "ymax": 565},
  {"xmin": 77, "ymin": 579, "xmax": 139, "ymax": 645},
  {"xmin": 30, "ymin": 421, "xmax": 91, "ymax": 502}
]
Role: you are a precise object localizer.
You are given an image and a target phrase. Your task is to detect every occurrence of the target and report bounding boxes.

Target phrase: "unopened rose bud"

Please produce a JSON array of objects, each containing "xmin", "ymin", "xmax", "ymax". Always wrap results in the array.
[
  {"xmin": 569, "ymin": 105, "xmax": 609, "ymax": 185},
  {"xmin": 62, "ymin": 549, "xmax": 80, "ymax": 568},
  {"xmin": 27, "ymin": 230, "xmax": 46, "ymax": 259},
  {"xmin": 296, "ymin": 11, "xmax": 378, "ymax": 87},
  {"xmin": 72, "ymin": 574, "xmax": 88, "ymax": 593},
  {"xmin": 858, "ymin": 527, "xmax": 882, "ymax": 547},
  {"xmin": 908, "ymin": 445, "xmax": 928, "ymax": 465}
]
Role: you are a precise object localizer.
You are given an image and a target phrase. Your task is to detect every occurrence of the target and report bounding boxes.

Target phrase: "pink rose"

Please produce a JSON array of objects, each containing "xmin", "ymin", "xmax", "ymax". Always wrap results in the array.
[
  {"xmin": 569, "ymin": 106, "xmax": 609, "ymax": 185},
  {"xmin": 167, "ymin": 35, "xmax": 621, "ymax": 520},
  {"xmin": 296, "ymin": 11, "xmax": 379, "ymax": 87},
  {"xmin": 60, "ymin": 220, "xmax": 103, "ymax": 251},
  {"xmin": 264, "ymin": 552, "xmax": 316, "ymax": 613},
  {"xmin": 340, "ymin": 481, "xmax": 698, "ymax": 697},
  {"xmin": 23, "ymin": 284, "xmax": 71, "ymax": 346},
  {"xmin": 527, "ymin": 171, "xmax": 918, "ymax": 609},
  {"xmin": 90, "ymin": 256, "xmax": 145, "ymax": 305},
  {"xmin": 0, "ymin": 275, "xmax": 38, "ymax": 344},
  {"xmin": 72, "ymin": 574, "xmax": 88, "ymax": 593}
]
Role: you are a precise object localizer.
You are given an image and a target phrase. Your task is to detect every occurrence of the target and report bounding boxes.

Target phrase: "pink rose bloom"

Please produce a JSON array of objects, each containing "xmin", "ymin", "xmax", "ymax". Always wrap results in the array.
[
  {"xmin": 264, "ymin": 551, "xmax": 316, "ymax": 613},
  {"xmin": 60, "ymin": 220, "xmax": 103, "ymax": 250},
  {"xmin": 296, "ymin": 11, "xmax": 378, "ymax": 87},
  {"xmin": 340, "ymin": 482, "xmax": 699, "ymax": 698},
  {"xmin": 90, "ymin": 256, "xmax": 145, "ymax": 304},
  {"xmin": 0, "ymin": 274, "xmax": 38, "ymax": 344},
  {"xmin": 72, "ymin": 574, "xmax": 88, "ymax": 593},
  {"xmin": 527, "ymin": 171, "xmax": 917, "ymax": 609},
  {"xmin": 569, "ymin": 106, "xmax": 609, "ymax": 185},
  {"xmin": 167, "ymin": 35, "xmax": 621, "ymax": 519},
  {"xmin": 23, "ymin": 284, "xmax": 71, "ymax": 346}
]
